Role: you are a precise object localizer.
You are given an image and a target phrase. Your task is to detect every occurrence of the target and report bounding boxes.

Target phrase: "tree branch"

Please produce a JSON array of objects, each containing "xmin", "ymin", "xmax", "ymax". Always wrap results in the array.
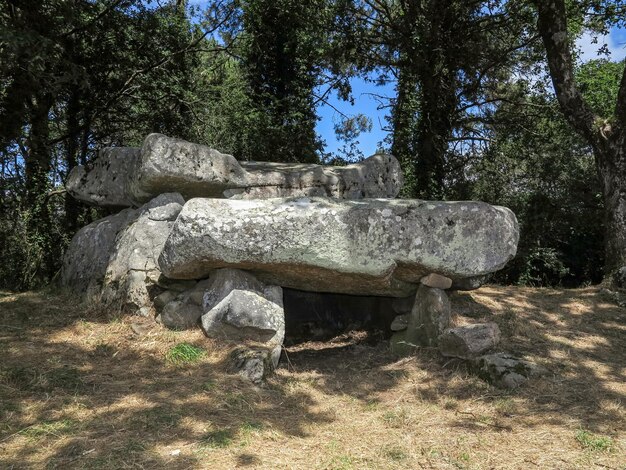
[{"xmin": 534, "ymin": 0, "xmax": 598, "ymax": 145}]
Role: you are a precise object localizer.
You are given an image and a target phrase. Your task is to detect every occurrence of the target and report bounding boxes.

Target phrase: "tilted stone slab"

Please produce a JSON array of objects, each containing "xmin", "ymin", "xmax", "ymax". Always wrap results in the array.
[
  {"xmin": 130, "ymin": 134, "xmax": 403, "ymax": 202},
  {"xmin": 65, "ymin": 134, "xmax": 404, "ymax": 207},
  {"xmin": 158, "ymin": 197, "xmax": 519, "ymax": 296},
  {"xmin": 66, "ymin": 147, "xmax": 139, "ymax": 207}
]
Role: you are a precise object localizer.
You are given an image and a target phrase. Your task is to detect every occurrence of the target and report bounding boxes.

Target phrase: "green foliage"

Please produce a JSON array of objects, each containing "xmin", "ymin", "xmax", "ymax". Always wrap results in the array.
[
  {"xmin": 166, "ymin": 343, "xmax": 206, "ymax": 365},
  {"xmin": 575, "ymin": 429, "xmax": 614, "ymax": 452}
]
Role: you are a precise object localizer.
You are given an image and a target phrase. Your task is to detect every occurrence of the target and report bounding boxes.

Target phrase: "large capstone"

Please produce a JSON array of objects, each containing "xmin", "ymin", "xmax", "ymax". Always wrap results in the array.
[
  {"xmin": 158, "ymin": 197, "xmax": 519, "ymax": 296},
  {"xmin": 65, "ymin": 147, "xmax": 139, "ymax": 208},
  {"xmin": 66, "ymin": 134, "xmax": 403, "ymax": 207}
]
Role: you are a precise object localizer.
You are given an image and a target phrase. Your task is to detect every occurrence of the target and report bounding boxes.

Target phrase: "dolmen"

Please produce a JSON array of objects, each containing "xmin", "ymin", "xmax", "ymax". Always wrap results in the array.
[{"xmin": 61, "ymin": 133, "xmax": 520, "ymax": 383}]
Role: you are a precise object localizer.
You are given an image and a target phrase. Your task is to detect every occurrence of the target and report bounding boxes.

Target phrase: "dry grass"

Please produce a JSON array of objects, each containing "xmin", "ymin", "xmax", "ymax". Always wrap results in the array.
[{"xmin": 0, "ymin": 285, "xmax": 625, "ymax": 469}]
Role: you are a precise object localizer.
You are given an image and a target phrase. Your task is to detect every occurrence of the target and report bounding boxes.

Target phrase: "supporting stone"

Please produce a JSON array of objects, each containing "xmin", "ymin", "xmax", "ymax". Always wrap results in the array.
[
  {"xmin": 420, "ymin": 273, "xmax": 453, "ymax": 289},
  {"xmin": 390, "ymin": 285, "xmax": 451, "ymax": 355}
]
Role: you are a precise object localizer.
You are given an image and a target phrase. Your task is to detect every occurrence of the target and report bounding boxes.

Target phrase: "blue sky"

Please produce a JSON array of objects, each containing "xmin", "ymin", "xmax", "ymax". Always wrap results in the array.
[{"xmin": 186, "ymin": 0, "xmax": 626, "ymax": 157}]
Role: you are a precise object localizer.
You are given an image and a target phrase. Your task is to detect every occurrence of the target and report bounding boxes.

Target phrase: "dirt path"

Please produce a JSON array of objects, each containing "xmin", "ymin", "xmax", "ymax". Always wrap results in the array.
[{"xmin": 0, "ymin": 286, "xmax": 624, "ymax": 469}]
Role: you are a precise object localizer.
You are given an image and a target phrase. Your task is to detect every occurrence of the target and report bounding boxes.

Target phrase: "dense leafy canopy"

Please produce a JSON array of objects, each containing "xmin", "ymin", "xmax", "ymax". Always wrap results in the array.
[{"xmin": 1, "ymin": 0, "xmax": 624, "ymax": 289}]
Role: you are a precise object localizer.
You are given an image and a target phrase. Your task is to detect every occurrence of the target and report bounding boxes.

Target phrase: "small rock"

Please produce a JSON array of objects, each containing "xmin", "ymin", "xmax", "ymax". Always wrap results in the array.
[
  {"xmin": 390, "ymin": 314, "xmax": 409, "ymax": 331},
  {"xmin": 420, "ymin": 273, "xmax": 453, "ymax": 290},
  {"xmin": 470, "ymin": 352, "xmax": 547, "ymax": 389},
  {"xmin": 130, "ymin": 323, "xmax": 151, "ymax": 336},
  {"xmin": 160, "ymin": 300, "xmax": 203, "ymax": 329},
  {"xmin": 228, "ymin": 346, "xmax": 278, "ymax": 384},
  {"xmin": 153, "ymin": 290, "xmax": 177, "ymax": 311},
  {"xmin": 438, "ymin": 322, "xmax": 501, "ymax": 358}
]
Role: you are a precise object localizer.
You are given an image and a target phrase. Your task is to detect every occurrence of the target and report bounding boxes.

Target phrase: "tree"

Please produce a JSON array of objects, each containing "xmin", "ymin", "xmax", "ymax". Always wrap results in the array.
[{"xmin": 533, "ymin": 0, "xmax": 626, "ymax": 282}]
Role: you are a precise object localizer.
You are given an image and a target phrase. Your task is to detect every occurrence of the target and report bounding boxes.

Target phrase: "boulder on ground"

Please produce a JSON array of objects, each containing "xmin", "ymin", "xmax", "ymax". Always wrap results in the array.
[
  {"xmin": 100, "ymin": 193, "xmax": 185, "ymax": 313},
  {"xmin": 228, "ymin": 345, "xmax": 280, "ymax": 384},
  {"xmin": 159, "ymin": 197, "xmax": 519, "ymax": 296},
  {"xmin": 438, "ymin": 322, "xmax": 501, "ymax": 358},
  {"xmin": 60, "ymin": 208, "xmax": 138, "ymax": 298},
  {"xmin": 61, "ymin": 193, "xmax": 185, "ymax": 313},
  {"xmin": 471, "ymin": 352, "xmax": 547, "ymax": 389},
  {"xmin": 65, "ymin": 147, "xmax": 139, "ymax": 207},
  {"xmin": 158, "ymin": 300, "xmax": 203, "ymax": 329}
]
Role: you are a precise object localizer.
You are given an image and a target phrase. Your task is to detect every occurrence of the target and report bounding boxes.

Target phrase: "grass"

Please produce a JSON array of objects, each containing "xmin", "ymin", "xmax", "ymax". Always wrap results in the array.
[
  {"xmin": 0, "ymin": 286, "xmax": 625, "ymax": 469},
  {"xmin": 575, "ymin": 429, "xmax": 614, "ymax": 452},
  {"xmin": 165, "ymin": 342, "xmax": 206, "ymax": 365}
]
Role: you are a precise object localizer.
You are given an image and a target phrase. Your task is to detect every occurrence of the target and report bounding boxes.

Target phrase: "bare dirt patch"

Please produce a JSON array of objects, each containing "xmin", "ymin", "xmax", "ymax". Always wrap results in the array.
[{"xmin": 0, "ymin": 286, "xmax": 624, "ymax": 469}]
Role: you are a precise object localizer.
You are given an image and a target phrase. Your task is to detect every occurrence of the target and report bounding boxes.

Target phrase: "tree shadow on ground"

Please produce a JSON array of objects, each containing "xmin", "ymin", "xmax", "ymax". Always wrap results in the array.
[{"xmin": 0, "ymin": 285, "xmax": 624, "ymax": 468}]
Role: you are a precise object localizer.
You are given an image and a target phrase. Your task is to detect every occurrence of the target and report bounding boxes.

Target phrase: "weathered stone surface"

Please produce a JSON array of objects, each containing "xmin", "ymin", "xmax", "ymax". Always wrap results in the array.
[
  {"xmin": 154, "ymin": 290, "xmax": 178, "ymax": 311},
  {"xmin": 66, "ymin": 147, "xmax": 139, "ymax": 207},
  {"xmin": 228, "ymin": 345, "xmax": 280, "ymax": 384},
  {"xmin": 129, "ymin": 134, "xmax": 403, "ymax": 203},
  {"xmin": 159, "ymin": 197, "xmax": 519, "ymax": 296},
  {"xmin": 390, "ymin": 286, "xmax": 451, "ymax": 355},
  {"xmin": 471, "ymin": 353, "xmax": 547, "ymax": 389},
  {"xmin": 202, "ymin": 289, "xmax": 285, "ymax": 345},
  {"xmin": 438, "ymin": 322, "xmax": 501, "ymax": 358},
  {"xmin": 100, "ymin": 193, "xmax": 185, "ymax": 312},
  {"xmin": 60, "ymin": 208, "xmax": 137, "ymax": 298},
  {"xmin": 158, "ymin": 300, "xmax": 203, "ymax": 329},
  {"xmin": 390, "ymin": 314, "xmax": 409, "ymax": 331},
  {"xmin": 420, "ymin": 273, "xmax": 453, "ymax": 290}
]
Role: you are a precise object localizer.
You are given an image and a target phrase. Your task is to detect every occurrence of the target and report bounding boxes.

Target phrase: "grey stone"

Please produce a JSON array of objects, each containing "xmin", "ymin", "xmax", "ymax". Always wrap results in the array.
[
  {"xmin": 451, "ymin": 276, "xmax": 488, "ymax": 291},
  {"xmin": 65, "ymin": 147, "xmax": 139, "ymax": 207},
  {"xmin": 438, "ymin": 322, "xmax": 501, "ymax": 358},
  {"xmin": 160, "ymin": 300, "xmax": 203, "ymax": 329},
  {"xmin": 128, "ymin": 134, "xmax": 403, "ymax": 204},
  {"xmin": 420, "ymin": 273, "xmax": 453, "ymax": 290},
  {"xmin": 392, "ymin": 295, "xmax": 415, "ymax": 315},
  {"xmin": 202, "ymin": 289, "xmax": 285, "ymax": 345},
  {"xmin": 390, "ymin": 285, "xmax": 451, "ymax": 355},
  {"xmin": 228, "ymin": 346, "xmax": 279, "ymax": 384},
  {"xmin": 201, "ymin": 268, "xmax": 277, "ymax": 312},
  {"xmin": 159, "ymin": 197, "xmax": 519, "ymax": 296},
  {"xmin": 60, "ymin": 208, "xmax": 138, "ymax": 298},
  {"xmin": 390, "ymin": 314, "xmax": 409, "ymax": 331},
  {"xmin": 471, "ymin": 352, "xmax": 547, "ymax": 389},
  {"xmin": 100, "ymin": 193, "xmax": 185, "ymax": 313},
  {"xmin": 154, "ymin": 290, "xmax": 178, "ymax": 311}
]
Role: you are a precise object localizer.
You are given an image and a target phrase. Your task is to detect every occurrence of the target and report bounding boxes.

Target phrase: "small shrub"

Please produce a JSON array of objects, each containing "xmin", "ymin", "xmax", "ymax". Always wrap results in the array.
[{"xmin": 166, "ymin": 343, "xmax": 206, "ymax": 365}]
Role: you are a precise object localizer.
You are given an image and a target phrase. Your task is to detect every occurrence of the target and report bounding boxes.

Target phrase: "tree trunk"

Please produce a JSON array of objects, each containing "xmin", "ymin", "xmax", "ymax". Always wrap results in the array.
[
  {"xmin": 596, "ymin": 139, "xmax": 626, "ymax": 277},
  {"xmin": 534, "ymin": 0, "xmax": 626, "ymax": 283}
]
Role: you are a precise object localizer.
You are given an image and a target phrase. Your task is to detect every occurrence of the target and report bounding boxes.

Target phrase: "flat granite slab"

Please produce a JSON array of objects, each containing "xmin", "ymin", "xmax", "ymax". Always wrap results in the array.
[{"xmin": 158, "ymin": 197, "xmax": 519, "ymax": 296}]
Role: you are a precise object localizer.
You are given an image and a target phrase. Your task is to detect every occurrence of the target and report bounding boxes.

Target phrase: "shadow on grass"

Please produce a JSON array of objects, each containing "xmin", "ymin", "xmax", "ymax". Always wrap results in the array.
[{"xmin": 0, "ymin": 285, "xmax": 624, "ymax": 468}]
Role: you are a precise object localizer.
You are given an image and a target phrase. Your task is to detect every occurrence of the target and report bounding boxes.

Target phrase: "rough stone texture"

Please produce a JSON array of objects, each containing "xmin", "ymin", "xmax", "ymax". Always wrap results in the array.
[
  {"xmin": 100, "ymin": 193, "xmax": 185, "ymax": 313},
  {"xmin": 159, "ymin": 197, "xmax": 519, "ymax": 296},
  {"xmin": 451, "ymin": 276, "xmax": 488, "ymax": 291},
  {"xmin": 228, "ymin": 346, "xmax": 279, "ymax": 384},
  {"xmin": 125, "ymin": 134, "xmax": 403, "ymax": 204},
  {"xmin": 201, "ymin": 268, "xmax": 282, "ymax": 312},
  {"xmin": 60, "ymin": 208, "xmax": 138, "ymax": 298},
  {"xmin": 390, "ymin": 314, "xmax": 409, "ymax": 331},
  {"xmin": 202, "ymin": 289, "xmax": 285, "ymax": 345},
  {"xmin": 420, "ymin": 273, "xmax": 453, "ymax": 290},
  {"xmin": 390, "ymin": 285, "xmax": 451, "ymax": 355},
  {"xmin": 438, "ymin": 322, "xmax": 501, "ymax": 358},
  {"xmin": 158, "ymin": 300, "xmax": 203, "ymax": 329},
  {"xmin": 66, "ymin": 147, "xmax": 139, "ymax": 207},
  {"xmin": 471, "ymin": 353, "xmax": 547, "ymax": 389}
]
